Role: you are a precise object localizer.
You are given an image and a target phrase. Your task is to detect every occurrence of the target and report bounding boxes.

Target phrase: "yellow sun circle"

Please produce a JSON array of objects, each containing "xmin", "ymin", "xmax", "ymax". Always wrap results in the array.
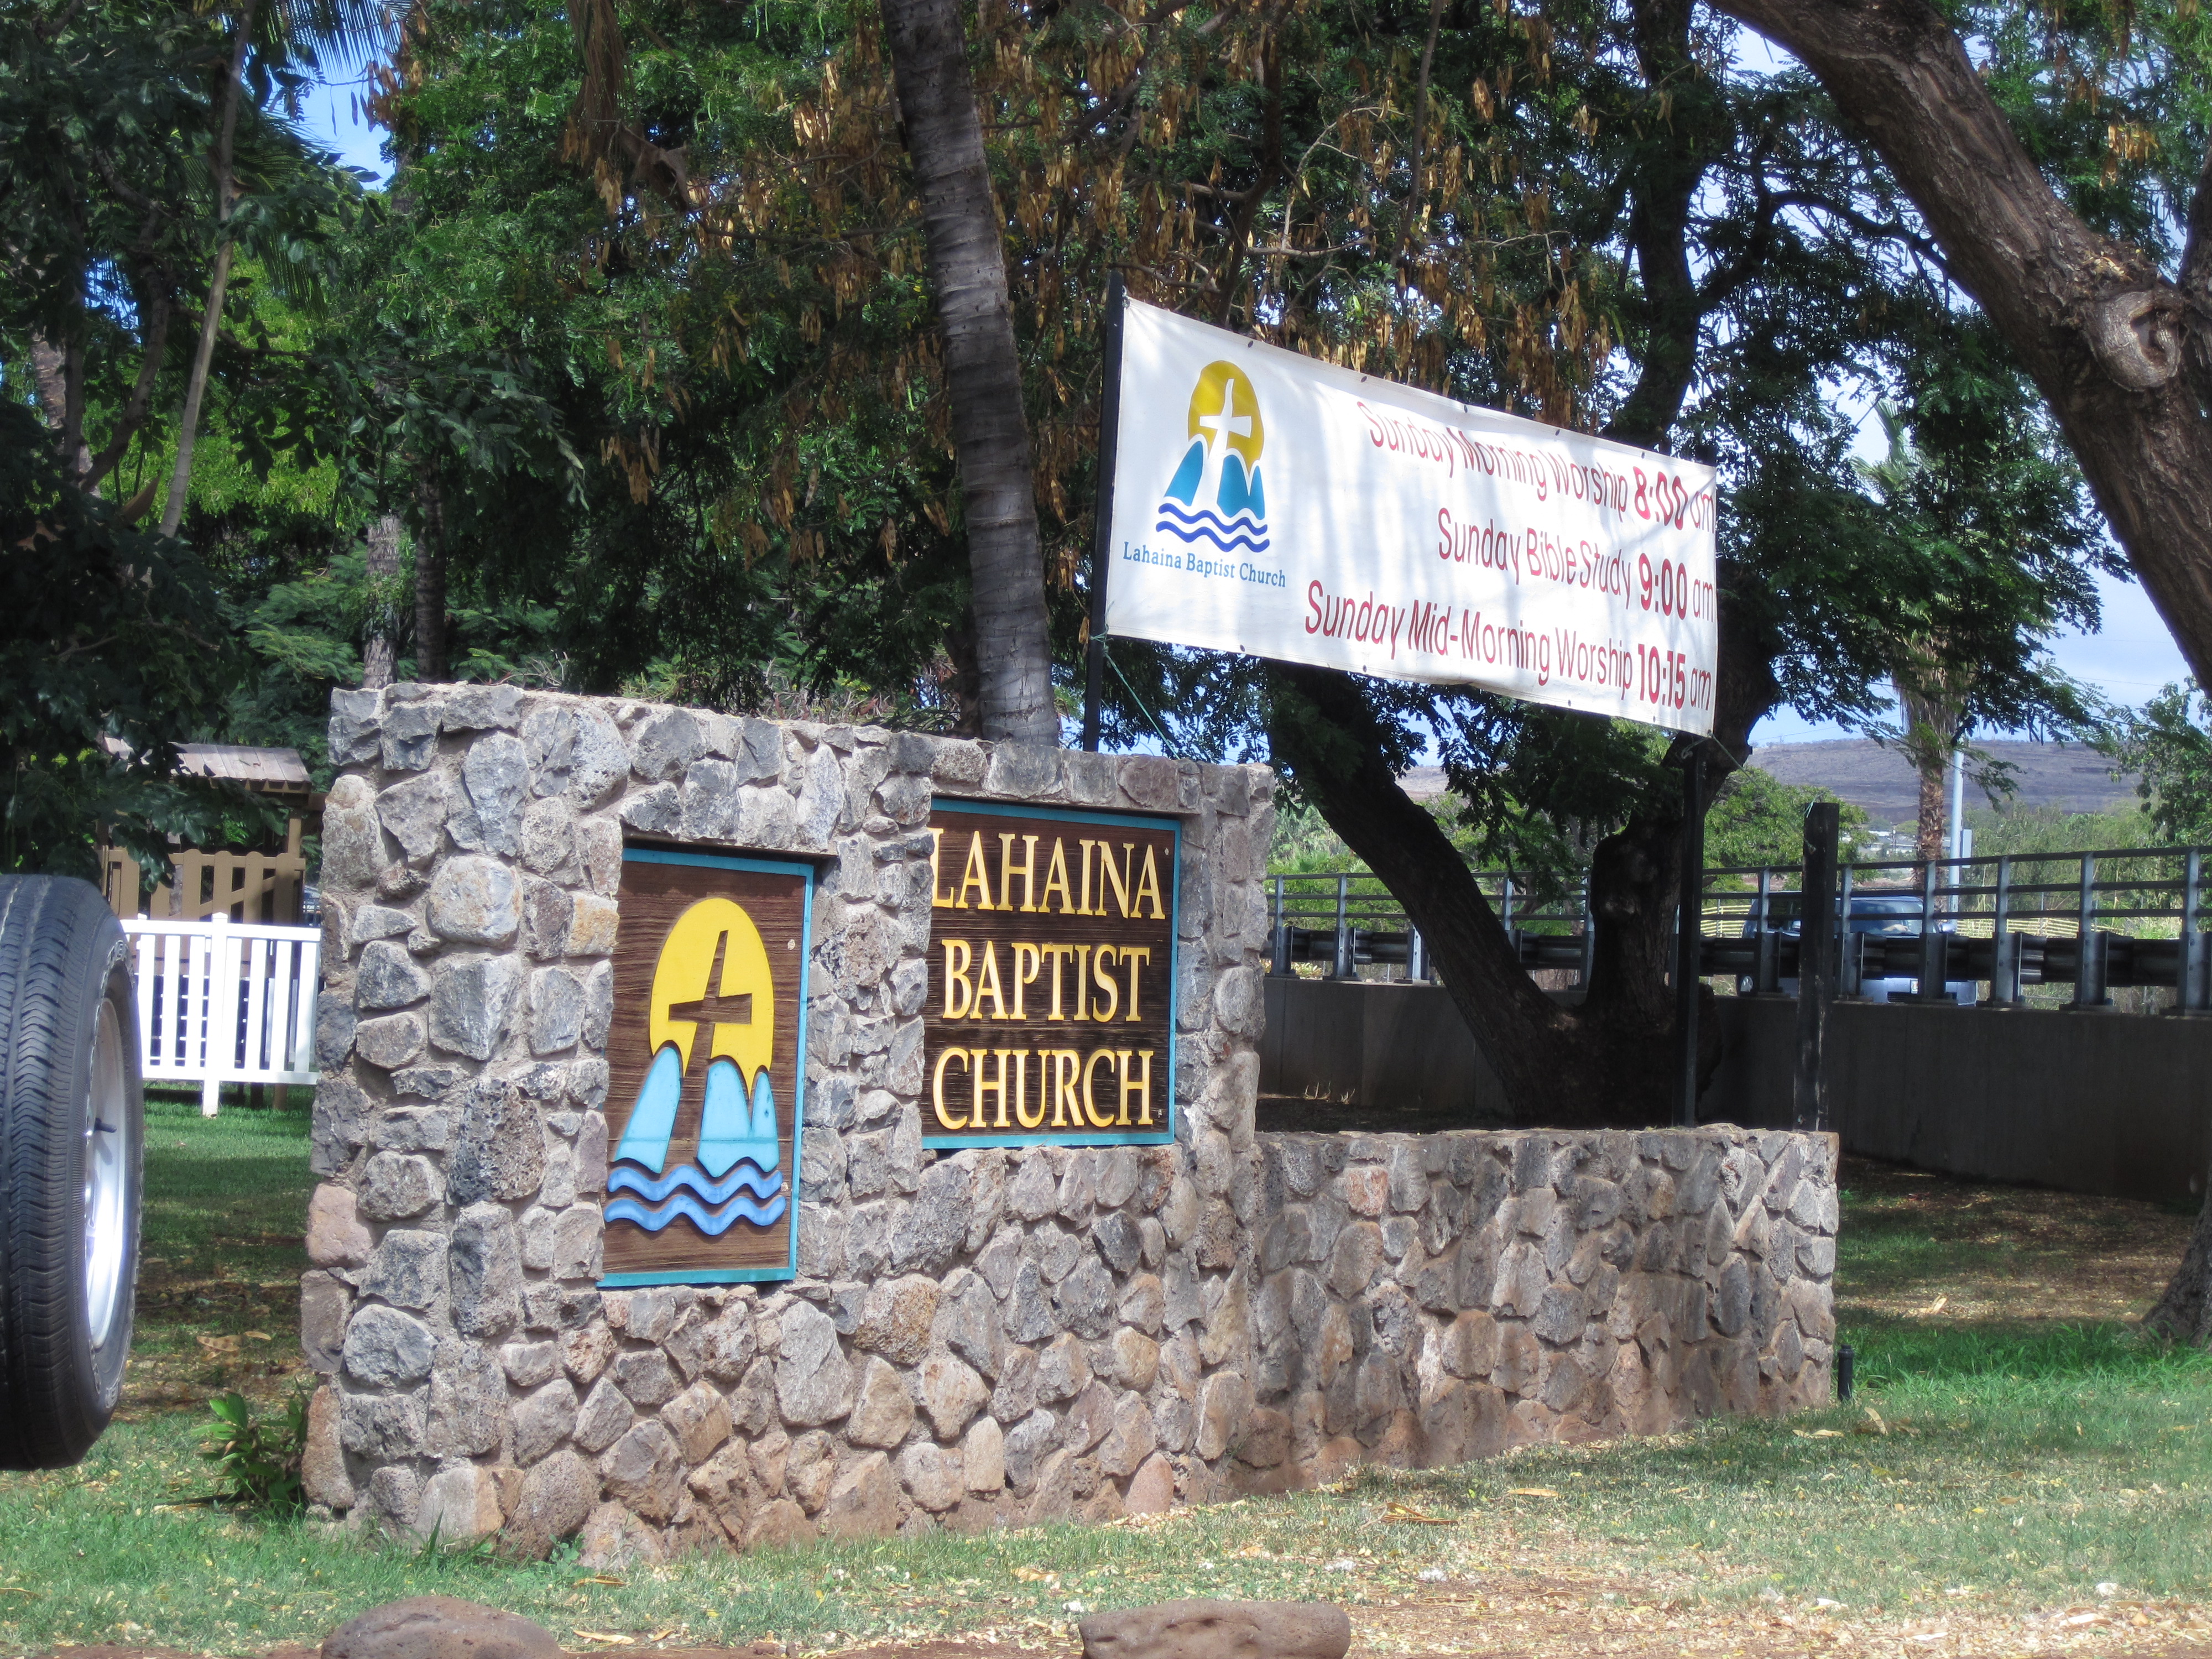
[{"xmin": 1186, "ymin": 361, "xmax": 1264, "ymax": 466}]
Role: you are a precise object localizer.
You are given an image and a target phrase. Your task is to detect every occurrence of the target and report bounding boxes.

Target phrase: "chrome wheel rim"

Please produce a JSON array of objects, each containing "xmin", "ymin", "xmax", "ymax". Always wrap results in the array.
[{"xmin": 84, "ymin": 997, "xmax": 127, "ymax": 1353}]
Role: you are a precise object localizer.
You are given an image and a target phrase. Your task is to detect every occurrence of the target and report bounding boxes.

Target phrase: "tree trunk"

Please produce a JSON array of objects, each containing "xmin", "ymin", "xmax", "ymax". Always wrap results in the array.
[
  {"xmin": 1259, "ymin": 0, "xmax": 1770, "ymax": 1128},
  {"xmin": 160, "ymin": 0, "xmax": 255, "ymax": 539},
  {"xmin": 941, "ymin": 619, "xmax": 985, "ymax": 737},
  {"xmin": 1601, "ymin": 0, "xmax": 1721, "ymax": 451},
  {"xmin": 2150, "ymin": 1183, "xmax": 2212, "ymax": 1342},
  {"xmin": 1913, "ymin": 758, "xmax": 1947, "ymax": 864},
  {"xmin": 877, "ymin": 0, "xmax": 1058, "ymax": 745},
  {"xmin": 1703, "ymin": 0, "xmax": 2212, "ymax": 1331},
  {"xmin": 1267, "ymin": 664, "xmax": 1723, "ymax": 1126},
  {"xmin": 1702, "ymin": 0, "xmax": 2212, "ymax": 692},
  {"xmin": 362, "ymin": 513, "xmax": 403, "ymax": 690},
  {"xmin": 28, "ymin": 333, "xmax": 90, "ymax": 481},
  {"xmin": 1895, "ymin": 685, "xmax": 1959, "ymax": 863},
  {"xmin": 414, "ymin": 474, "xmax": 448, "ymax": 682}
]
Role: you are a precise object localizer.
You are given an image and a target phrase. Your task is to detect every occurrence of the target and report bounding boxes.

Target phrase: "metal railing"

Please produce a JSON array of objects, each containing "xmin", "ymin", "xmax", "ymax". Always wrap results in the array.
[
  {"xmin": 1268, "ymin": 843, "xmax": 2212, "ymax": 1010},
  {"xmin": 1269, "ymin": 869, "xmax": 1590, "ymax": 982},
  {"xmin": 124, "ymin": 914, "xmax": 322, "ymax": 1113}
]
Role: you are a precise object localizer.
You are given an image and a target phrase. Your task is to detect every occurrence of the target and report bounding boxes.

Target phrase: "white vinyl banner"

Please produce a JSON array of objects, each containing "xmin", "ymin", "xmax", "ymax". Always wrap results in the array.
[{"xmin": 1101, "ymin": 299, "xmax": 1720, "ymax": 734}]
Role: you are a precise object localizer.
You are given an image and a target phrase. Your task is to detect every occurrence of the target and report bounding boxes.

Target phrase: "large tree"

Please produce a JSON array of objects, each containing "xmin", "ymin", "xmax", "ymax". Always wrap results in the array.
[
  {"xmin": 875, "ymin": 0, "xmax": 1058, "ymax": 743},
  {"xmin": 1706, "ymin": 0, "xmax": 2212, "ymax": 684},
  {"xmin": 1149, "ymin": 0, "xmax": 2117, "ymax": 1121},
  {"xmin": 340, "ymin": 0, "xmax": 2127, "ymax": 1122}
]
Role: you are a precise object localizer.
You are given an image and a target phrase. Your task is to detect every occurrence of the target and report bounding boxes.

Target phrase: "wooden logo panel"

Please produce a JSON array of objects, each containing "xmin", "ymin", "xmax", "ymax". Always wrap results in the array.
[
  {"xmin": 602, "ymin": 849, "xmax": 812, "ymax": 1285},
  {"xmin": 924, "ymin": 801, "xmax": 1178, "ymax": 1147}
]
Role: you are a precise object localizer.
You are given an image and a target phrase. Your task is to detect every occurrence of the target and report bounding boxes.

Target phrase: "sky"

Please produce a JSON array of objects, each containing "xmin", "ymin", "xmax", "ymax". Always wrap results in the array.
[
  {"xmin": 296, "ymin": 79, "xmax": 389, "ymax": 182},
  {"xmin": 288, "ymin": 76, "xmax": 2197, "ymax": 748}
]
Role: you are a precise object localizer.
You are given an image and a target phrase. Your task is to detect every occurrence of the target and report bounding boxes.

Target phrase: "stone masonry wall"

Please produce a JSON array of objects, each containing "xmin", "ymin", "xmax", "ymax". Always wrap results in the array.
[
  {"xmin": 299, "ymin": 685, "xmax": 1277, "ymax": 1563},
  {"xmin": 1234, "ymin": 1128, "xmax": 1837, "ymax": 1493},
  {"xmin": 296, "ymin": 681, "xmax": 1835, "ymax": 1566}
]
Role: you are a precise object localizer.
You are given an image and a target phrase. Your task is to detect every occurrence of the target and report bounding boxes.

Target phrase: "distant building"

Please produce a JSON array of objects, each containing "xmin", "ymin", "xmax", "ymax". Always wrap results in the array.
[{"xmin": 98, "ymin": 744, "xmax": 317, "ymax": 922}]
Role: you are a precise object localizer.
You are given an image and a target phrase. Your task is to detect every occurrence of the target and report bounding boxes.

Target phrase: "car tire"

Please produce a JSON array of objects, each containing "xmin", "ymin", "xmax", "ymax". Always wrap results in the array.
[{"xmin": 0, "ymin": 877, "xmax": 144, "ymax": 1469}]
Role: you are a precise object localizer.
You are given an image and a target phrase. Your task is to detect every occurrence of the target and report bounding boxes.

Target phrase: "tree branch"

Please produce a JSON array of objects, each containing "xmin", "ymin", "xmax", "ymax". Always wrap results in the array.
[
  {"xmin": 1707, "ymin": 0, "xmax": 2212, "ymax": 691},
  {"xmin": 79, "ymin": 286, "xmax": 174, "ymax": 496}
]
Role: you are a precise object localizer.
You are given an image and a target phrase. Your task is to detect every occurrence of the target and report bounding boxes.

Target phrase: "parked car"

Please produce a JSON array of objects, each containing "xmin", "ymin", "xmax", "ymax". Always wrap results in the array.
[
  {"xmin": 0, "ymin": 877, "xmax": 145, "ymax": 1468},
  {"xmin": 1740, "ymin": 891, "xmax": 1976, "ymax": 1004}
]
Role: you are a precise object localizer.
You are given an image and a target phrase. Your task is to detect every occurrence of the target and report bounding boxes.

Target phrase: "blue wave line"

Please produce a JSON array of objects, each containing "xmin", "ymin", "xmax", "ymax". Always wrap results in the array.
[
  {"xmin": 1154, "ymin": 521, "xmax": 1273, "ymax": 554},
  {"xmin": 1156, "ymin": 501, "xmax": 1265, "ymax": 535},
  {"xmin": 609, "ymin": 1159, "xmax": 782, "ymax": 1204},
  {"xmin": 606, "ymin": 1188, "xmax": 790, "ymax": 1235}
]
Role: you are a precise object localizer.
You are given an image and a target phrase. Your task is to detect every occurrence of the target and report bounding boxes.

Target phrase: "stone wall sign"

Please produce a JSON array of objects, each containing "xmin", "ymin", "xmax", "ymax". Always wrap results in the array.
[
  {"xmin": 924, "ymin": 800, "xmax": 1177, "ymax": 1148},
  {"xmin": 602, "ymin": 847, "xmax": 813, "ymax": 1286}
]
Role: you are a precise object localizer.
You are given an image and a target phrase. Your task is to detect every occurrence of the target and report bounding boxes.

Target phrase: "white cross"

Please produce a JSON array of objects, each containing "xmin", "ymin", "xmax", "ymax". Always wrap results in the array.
[{"xmin": 1196, "ymin": 375, "xmax": 1252, "ymax": 458}]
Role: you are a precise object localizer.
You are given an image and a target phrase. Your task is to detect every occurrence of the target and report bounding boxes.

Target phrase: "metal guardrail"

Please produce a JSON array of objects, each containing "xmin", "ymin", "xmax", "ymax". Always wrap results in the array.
[
  {"xmin": 1270, "ymin": 869, "xmax": 1590, "ymax": 982},
  {"xmin": 1269, "ymin": 844, "xmax": 2212, "ymax": 1010}
]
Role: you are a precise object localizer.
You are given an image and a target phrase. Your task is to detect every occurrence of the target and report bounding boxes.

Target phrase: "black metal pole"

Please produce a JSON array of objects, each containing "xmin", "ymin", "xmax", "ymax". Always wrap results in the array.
[
  {"xmin": 1081, "ymin": 273, "xmax": 1127, "ymax": 753},
  {"xmin": 1674, "ymin": 747, "xmax": 1705, "ymax": 1128},
  {"xmin": 1794, "ymin": 800, "xmax": 1840, "ymax": 1132}
]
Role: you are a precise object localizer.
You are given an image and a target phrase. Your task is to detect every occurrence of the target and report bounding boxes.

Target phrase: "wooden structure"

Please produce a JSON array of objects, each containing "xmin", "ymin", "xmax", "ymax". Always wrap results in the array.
[{"xmin": 99, "ymin": 744, "xmax": 317, "ymax": 923}]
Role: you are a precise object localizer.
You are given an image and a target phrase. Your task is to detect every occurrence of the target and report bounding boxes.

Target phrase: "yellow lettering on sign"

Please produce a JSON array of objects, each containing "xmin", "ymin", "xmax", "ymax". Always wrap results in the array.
[
  {"xmin": 955, "ymin": 832, "xmax": 993, "ymax": 910},
  {"xmin": 941, "ymin": 940, "xmax": 973, "ymax": 1019},
  {"xmin": 1044, "ymin": 942, "xmax": 1074, "ymax": 1020},
  {"xmin": 973, "ymin": 1047, "xmax": 1018, "ymax": 1129},
  {"xmin": 1134, "ymin": 844, "xmax": 1167, "ymax": 919},
  {"xmin": 972, "ymin": 940, "xmax": 1009, "ymax": 1021},
  {"xmin": 1049, "ymin": 1050, "xmax": 1082, "ymax": 1127},
  {"xmin": 1012, "ymin": 942, "xmax": 1042, "ymax": 1019},
  {"xmin": 1082, "ymin": 1048, "xmax": 1118, "ymax": 1128},
  {"xmin": 1099, "ymin": 842, "xmax": 1137, "ymax": 917},
  {"xmin": 931, "ymin": 1047, "xmax": 970, "ymax": 1129},
  {"xmin": 999, "ymin": 833, "xmax": 1040, "ymax": 912},
  {"xmin": 1015, "ymin": 1050, "xmax": 1046, "ymax": 1129},
  {"xmin": 1120, "ymin": 946, "xmax": 1151, "ymax": 1021},
  {"xmin": 1091, "ymin": 945, "xmax": 1120, "ymax": 1021},
  {"xmin": 927, "ymin": 813, "xmax": 1175, "ymax": 1143},
  {"xmin": 1117, "ymin": 1049, "xmax": 1155, "ymax": 1125},
  {"xmin": 1039, "ymin": 838, "xmax": 1073, "ymax": 914}
]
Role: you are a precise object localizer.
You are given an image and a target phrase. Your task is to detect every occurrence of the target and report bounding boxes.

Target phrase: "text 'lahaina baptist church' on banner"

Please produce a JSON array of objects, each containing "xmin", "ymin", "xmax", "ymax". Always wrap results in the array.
[{"xmin": 1099, "ymin": 297, "xmax": 1720, "ymax": 735}]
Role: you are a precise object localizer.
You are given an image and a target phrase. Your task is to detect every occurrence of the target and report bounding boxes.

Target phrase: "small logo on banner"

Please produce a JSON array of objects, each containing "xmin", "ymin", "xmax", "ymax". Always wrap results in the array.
[
  {"xmin": 608, "ymin": 898, "xmax": 788, "ymax": 1236},
  {"xmin": 1156, "ymin": 360, "xmax": 1270, "ymax": 556}
]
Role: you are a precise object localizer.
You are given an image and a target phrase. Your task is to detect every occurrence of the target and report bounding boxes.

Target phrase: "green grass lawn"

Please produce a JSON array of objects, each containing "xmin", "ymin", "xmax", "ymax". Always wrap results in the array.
[
  {"xmin": 123, "ymin": 1092, "xmax": 315, "ymax": 1415},
  {"xmin": 1, "ymin": 1108, "xmax": 2207, "ymax": 1655}
]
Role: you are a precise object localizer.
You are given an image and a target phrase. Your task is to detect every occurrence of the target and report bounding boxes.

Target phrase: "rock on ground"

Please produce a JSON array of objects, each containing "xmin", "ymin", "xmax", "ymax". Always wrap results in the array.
[
  {"xmin": 1078, "ymin": 1599, "xmax": 1353, "ymax": 1659},
  {"xmin": 321, "ymin": 1596, "xmax": 561, "ymax": 1659}
]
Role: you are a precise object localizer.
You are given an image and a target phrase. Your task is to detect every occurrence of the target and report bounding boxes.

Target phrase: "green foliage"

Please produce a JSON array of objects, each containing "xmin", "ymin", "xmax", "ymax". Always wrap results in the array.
[
  {"xmin": 2107, "ymin": 682, "xmax": 2212, "ymax": 846},
  {"xmin": 1267, "ymin": 797, "xmax": 1359, "ymax": 877},
  {"xmin": 1704, "ymin": 768, "xmax": 1869, "ymax": 870},
  {"xmin": 1961, "ymin": 801, "xmax": 2164, "ymax": 856},
  {"xmin": 1851, "ymin": 351, "xmax": 2113, "ymax": 758},
  {"xmin": 0, "ymin": 404, "xmax": 241, "ymax": 878},
  {"xmin": 3, "ymin": 0, "xmax": 2184, "ymax": 917},
  {"xmin": 200, "ymin": 1389, "xmax": 309, "ymax": 1513},
  {"xmin": 332, "ymin": 0, "xmax": 979, "ymax": 719}
]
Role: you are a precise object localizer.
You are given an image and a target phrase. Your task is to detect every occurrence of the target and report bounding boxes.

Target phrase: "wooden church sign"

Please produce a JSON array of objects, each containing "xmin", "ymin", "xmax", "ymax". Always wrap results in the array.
[
  {"xmin": 601, "ymin": 848, "xmax": 813, "ymax": 1286},
  {"xmin": 922, "ymin": 800, "xmax": 1179, "ymax": 1149}
]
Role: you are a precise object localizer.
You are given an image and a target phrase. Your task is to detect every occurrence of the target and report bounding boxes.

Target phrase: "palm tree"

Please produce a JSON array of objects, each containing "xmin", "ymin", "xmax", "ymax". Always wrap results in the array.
[
  {"xmin": 1856, "ymin": 403, "xmax": 1970, "ymax": 863},
  {"xmin": 872, "ymin": 0, "xmax": 1058, "ymax": 745}
]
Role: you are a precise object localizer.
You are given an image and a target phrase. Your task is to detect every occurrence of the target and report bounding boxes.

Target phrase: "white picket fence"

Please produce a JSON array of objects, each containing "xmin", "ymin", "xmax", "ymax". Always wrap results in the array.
[{"xmin": 123, "ymin": 915, "xmax": 322, "ymax": 1114}]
